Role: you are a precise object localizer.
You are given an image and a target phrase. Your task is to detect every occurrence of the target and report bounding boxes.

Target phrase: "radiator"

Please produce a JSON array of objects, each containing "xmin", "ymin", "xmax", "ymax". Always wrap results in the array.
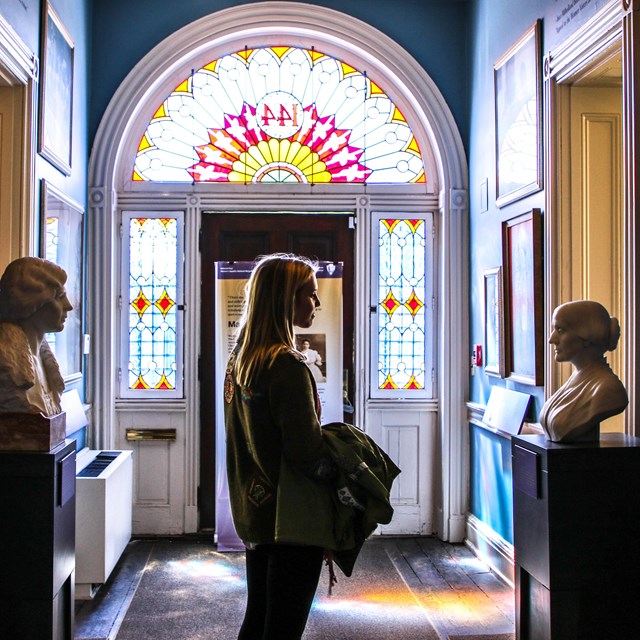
[{"xmin": 75, "ymin": 448, "xmax": 133, "ymax": 599}]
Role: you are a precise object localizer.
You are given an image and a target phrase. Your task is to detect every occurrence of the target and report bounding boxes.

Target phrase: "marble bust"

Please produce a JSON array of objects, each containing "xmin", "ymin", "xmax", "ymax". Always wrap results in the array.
[
  {"xmin": 539, "ymin": 300, "xmax": 628, "ymax": 443},
  {"xmin": 0, "ymin": 257, "xmax": 73, "ymax": 416}
]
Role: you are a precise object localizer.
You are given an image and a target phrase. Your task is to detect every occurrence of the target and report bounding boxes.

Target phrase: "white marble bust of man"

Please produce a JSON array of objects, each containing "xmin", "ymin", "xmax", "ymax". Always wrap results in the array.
[
  {"xmin": 0, "ymin": 257, "xmax": 72, "ymax": 416},
  {"xmin": 539, "ymin": 300, "xmax": 628, "ymax": 443}
]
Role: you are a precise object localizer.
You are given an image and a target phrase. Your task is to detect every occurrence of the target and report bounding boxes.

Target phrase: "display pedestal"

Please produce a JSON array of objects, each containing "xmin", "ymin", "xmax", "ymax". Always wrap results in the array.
[
  {"xmin": 512, "ymin": 433, "xmax": 640, "ymax": 640},
  {"xmin": 0, "ymin": 439, "xmax": 76, "ymax": 639},
  {"xmin": 0, "ymin": 411, "xmax": 66, "ymax": 451}
]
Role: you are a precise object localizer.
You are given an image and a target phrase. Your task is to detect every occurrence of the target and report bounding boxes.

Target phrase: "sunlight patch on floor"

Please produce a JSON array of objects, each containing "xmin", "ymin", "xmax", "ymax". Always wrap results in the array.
[
  {"xmin": 166, "ymin": 555, "xmax": 244, "ymax": 583},
  {"xmin": 313, "ymin": 589, "xmax": 427, "ymax": 619},
  {"xmin": 417, "ymin": 587, "xmax": 502, "ymax": 624}
]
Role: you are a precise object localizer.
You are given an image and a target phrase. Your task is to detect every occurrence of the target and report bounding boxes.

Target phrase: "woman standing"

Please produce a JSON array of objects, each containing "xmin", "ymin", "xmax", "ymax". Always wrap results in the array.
[{"xmin": 224, "ymin": 253, "xmax": 336, "ymax": 640}]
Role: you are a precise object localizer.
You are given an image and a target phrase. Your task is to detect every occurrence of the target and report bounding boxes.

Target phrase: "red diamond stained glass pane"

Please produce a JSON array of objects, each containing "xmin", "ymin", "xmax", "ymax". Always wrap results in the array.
[
  {"xmin": 154, "ymin": 289, "xmax": 175, "ymax": 318},
  {"xmin": 132, "ymin": 289, "xmax": 151, "ymax": 318}
]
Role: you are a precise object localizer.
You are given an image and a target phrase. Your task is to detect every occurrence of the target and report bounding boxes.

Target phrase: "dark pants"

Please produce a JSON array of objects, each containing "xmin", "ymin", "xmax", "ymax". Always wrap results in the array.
[{"xmin": 238, "ymin": 544, "xmax": 324, "ymax": 640}]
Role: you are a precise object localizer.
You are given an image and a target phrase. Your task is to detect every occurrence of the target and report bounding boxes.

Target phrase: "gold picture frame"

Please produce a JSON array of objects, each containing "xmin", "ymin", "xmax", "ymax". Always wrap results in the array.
[
  {"xmin": 494, "ymin": 20, "xmax": 542, "ymax": 207},
  {"xmin": 38, "ymin": 1, "xmax": 74, "ymax": 175}
]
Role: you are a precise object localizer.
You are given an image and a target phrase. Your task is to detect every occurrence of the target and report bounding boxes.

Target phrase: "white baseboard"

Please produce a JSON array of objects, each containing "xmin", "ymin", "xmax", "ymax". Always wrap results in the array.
[
  {"xmin": 448, "ymin": 513, "xmax": 467, "ymax": 543},
  {"xmin": 465, "ymin": 513, "xmax": 514, "ymax": 586}
]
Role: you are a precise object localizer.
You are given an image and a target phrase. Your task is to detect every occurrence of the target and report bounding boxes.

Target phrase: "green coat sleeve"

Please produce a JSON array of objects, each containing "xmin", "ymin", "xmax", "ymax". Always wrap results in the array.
[{"xmin": 267, "ymin": 353, "xmax": 330, "ymax": 478}]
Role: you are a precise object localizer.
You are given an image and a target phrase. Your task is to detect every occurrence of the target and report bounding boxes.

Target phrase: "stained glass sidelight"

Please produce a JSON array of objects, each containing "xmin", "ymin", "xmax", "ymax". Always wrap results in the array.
[
  {"xmin": 133, "ymin": 46, "xmax": 425, "ymax": 184},
  {"xmin": 377, "ymin": 218, "xmax": 427, "ymax": 390},
  {"xmin": 127, "ymin": 217, "xmax": 178, "ymax": 391}
]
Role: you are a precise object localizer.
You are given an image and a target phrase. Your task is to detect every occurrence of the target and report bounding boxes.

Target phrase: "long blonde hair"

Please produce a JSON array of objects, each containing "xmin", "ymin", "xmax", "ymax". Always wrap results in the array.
[{"xmin": 234, "ymin": 253, "xmax": 317, "ymax": 386}]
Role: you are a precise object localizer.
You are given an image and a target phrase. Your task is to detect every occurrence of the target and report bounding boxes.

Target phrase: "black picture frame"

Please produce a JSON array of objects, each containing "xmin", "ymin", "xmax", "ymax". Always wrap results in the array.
[
  {"xmin": 483, "ymin": 266, "xmax": 505, "ymax": 378},
  {"xmin": 38, "ymin": 1, "xmax": 74, "ymax": 175},
  {"xmin": 40, "ymin": 179, "xmax": 84, "ymax": 381}
]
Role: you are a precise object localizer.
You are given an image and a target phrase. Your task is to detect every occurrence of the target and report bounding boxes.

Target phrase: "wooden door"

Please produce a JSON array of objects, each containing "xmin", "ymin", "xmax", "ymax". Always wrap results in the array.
[
  {"xmin": 199, "ymin": 212, "xmax": 355, "ymax": 530},
  {"xmin": 569, "ymin": 85, "xmax": 623, "ymax": 431}
]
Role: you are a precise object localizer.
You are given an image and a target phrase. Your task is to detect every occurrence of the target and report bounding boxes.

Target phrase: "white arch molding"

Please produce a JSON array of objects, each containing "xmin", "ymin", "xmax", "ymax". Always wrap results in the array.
[{"xmin": 88, "ymin": 1, "xmax": 469, "ymax": 541}]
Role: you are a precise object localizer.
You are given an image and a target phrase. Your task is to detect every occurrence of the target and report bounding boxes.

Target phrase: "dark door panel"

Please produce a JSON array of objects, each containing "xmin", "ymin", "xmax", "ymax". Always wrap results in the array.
[{"xmin": 199, "ymin": 212, "xmax": 355, "ymax": 530}]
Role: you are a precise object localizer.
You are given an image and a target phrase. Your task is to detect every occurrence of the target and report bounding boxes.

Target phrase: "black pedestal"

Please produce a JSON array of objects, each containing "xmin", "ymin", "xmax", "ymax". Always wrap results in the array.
[
  {"xmin": 0, "ymin": 440, "xmax": 76, "ymax": 639},
  {"xmin": 512, "ymin": 433, "xmax": 640, "ymax": 640}
]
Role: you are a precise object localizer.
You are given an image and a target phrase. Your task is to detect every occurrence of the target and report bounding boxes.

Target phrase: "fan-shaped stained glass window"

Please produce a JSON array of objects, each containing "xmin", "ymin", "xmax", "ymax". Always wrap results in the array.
[{"xmin": 133, "ymin": 46, "xmax": 425, "ymax": 184}]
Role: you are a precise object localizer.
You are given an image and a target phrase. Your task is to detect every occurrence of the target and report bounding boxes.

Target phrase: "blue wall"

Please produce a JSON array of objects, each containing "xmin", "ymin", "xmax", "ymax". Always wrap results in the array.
[
  {"xmin": 467, "ymin": 0, "xmax": 603, "ymax": 415},
  {"xmin": 470, "ymin": 424, "xmax": 513, "ymax": 542},
  {"xmin": 89, "ymin": 0, "xmax": 468, "ymax": 148}
]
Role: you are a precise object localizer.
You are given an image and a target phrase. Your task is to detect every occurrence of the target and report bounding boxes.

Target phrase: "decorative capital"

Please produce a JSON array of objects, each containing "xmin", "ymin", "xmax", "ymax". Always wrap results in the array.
[
  {"xmin": 622, "ymin": 0, "xmax": 636, "ymax": 13},
  {"xmin": 89, "ymin": 187, "xmax": 105, "ymax": 206},
  {"xmin": 187, "ymin": 194, "xmax": 200, "ymax": 207},
  {"xmin": 543, "ymin": 54, "xmax": 552, "ymax": 81},
  {"xmin": 450, "ymin": 188, "xmax": 468, "ymax": 210}
]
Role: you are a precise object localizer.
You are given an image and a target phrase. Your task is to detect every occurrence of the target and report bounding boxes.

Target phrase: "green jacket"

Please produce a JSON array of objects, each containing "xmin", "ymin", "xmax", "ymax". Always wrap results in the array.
[
  {"xmin": 224, "ymin": 349, "xmax": 400, "ymax": 576},
  {"xmin": 224, "ymin": 349, "xmax": 334, "ymax": 546},
  {"xmin": 274, "ymin": 420, "xmax": 400, "ymax": 576}
]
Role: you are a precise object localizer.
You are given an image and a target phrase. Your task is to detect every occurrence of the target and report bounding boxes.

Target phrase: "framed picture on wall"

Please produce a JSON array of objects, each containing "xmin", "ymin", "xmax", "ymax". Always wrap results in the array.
[
  {"xmin": 483, "ymin": 266, "xmax": 505, "ymax": 377},
  {"xmin": 502, "ymin": 208, "xmax": 543, "ymax": 385},
  {"xmin": 40, "ymin": 180, "xmax": 84, "ymax": 381},
  {"xmin": 39, "ymin": 1, "xmax": 74, "ymax": 175},
  {"xmin": 494, "ymin": 20, "xmax": 542, "ymax": 207}
]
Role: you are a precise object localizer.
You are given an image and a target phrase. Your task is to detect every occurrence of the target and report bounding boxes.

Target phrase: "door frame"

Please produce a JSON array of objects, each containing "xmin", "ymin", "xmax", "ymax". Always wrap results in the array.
[
  {"xmin": 0, "ymin": 14, "xmax": 39, "ymax": 266},
  {"xmin": 198, "ymin": 210, "xmax": 356, "ymax": 531},
  {"xmin": 88, "ymin": 2, "xmax": 469, "ymax": 539},
  {"xmin": 544, "ymin": 0, "xmax": 638, "ymax": 432}
]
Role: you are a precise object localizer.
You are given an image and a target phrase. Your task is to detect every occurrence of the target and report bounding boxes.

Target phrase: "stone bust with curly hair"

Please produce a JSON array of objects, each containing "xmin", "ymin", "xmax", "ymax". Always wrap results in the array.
[{"xmin": 0, "ymin": 257, "xmax": 73, "ymax": 416}]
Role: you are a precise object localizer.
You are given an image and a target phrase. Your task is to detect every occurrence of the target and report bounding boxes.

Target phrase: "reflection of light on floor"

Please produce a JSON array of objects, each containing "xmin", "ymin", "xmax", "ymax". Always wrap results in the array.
[
  {"xmin": 167, "ymin": 554, "xmax": 244, "ymax": 584},
  {"xmin": 313, "ymin": 590, "xmax": 426, "ymax": 620},
  {"xmin": 314, "ymin": 584, "xmax": 510, "ymax": 631},
  {"xmin": 451, "ymin": 555, "xmax": 489, "ymax": 573},
  {"xmin": 418, "ymin": 587, "xmax": 510, "ymax": 627}
]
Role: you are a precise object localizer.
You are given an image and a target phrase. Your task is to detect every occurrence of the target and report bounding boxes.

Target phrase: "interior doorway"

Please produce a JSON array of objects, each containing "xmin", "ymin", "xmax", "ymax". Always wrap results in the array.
[
  {"xmin": 568, "ymin": 75, "xmax": 623, "ymax": 429},
  {"xmin": 552, "ymin": 45, "xmax": 624, "ymax": 431},
  {"xmin": 0, "ymin": 66, "xmax": 26, "ymax": 268},
  {"xmin": 198, "ymin": 212, "xmax": 355, "ymax": 530}
]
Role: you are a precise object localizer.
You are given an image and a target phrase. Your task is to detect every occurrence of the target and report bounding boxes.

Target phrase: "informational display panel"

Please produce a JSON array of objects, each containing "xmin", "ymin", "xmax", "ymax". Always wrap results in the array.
[{"xmin": 214, "ymin": 261, "xmax": 343, "ymax": 550}]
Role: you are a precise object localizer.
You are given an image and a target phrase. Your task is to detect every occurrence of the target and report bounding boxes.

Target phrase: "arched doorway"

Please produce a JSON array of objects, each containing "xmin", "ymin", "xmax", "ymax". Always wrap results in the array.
[{"xmin": 88, "ymin": 1, "xmax": 469, "ymax": 540}]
